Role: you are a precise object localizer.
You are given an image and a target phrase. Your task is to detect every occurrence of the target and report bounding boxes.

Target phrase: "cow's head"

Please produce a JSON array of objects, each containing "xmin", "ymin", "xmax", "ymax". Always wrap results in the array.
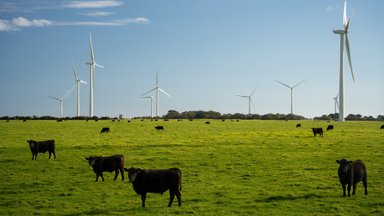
[
  {"xmin": 27, "ymin": 140, "xmax": 36, "ymax": 147},
  {"xmin": 337, "ymin": 159, "xmax": 352, "ymax": 174},
  {"xmin": 85, "ymin": 157, "xmax": 97, "ymax": 166},
  {"xmin": 124, "ymin": 167, "xmax": 141, "ymax": 183}
]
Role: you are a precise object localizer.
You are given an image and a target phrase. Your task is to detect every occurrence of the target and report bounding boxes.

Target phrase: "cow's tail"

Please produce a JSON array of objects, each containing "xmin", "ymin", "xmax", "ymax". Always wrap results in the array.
[{"xmin": 179, "ymin": 169, "xmax": 182, "ymax": 191}]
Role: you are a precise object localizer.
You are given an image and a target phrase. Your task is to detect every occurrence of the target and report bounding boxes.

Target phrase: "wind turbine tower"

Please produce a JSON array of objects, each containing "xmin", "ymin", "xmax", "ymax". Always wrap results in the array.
[
  {"xmin": 72, "ymin": 62, "xmax": 87, "ymax": 117},
  {"xmin": 236, "ymin": 88, "xmax": 257, "ymax": 115},
  {"xmin": 333, "ymin": 0, "xmax": 355, "ymax": 122},
  {"xmin": 276, "ymin": 79, "xmax": 307, "ymax": 115},
  {"xmin": 142, "ymin": 96, "xmax": 154, "ymax": 118},
  {"xmin": 86, "ymin": 32, "xmax": 104, "ymax": 117},
  {"xmin": 142, "ymin": 72, "xmax": 171, "ymax": 117}
]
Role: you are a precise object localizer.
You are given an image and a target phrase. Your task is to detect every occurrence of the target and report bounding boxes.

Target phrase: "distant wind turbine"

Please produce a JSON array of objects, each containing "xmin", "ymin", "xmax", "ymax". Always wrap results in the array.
[
  {"xmin": 333, "ymin": 0, "xmax": 355, "ymax": 122},
  {"xmin": 142, "ymin": 72, "xmax": 171, "ymax": 117},
  {"xmin": 236, "ymin": 88, "xmax": 257, "ymax": 115},
  {"xmin": 333, "ymin": 93, "xmax": 340, "ymax": 116},
  {"xmin": 276, "ymin": 79, "xmax": 307, "ymax": 115},
  {"xmin": 141, "ymin": 96, "xmax": 154, "ymax": 118},
  {"xmin": 86, "ymin": 32, "xmax": 104, "ymax": 117},
  {"xmin": 72, "ymin": 61, "xmax": 87, "ymax": 117},
  {"xmin": 49, "ymin": 86, "xmax": 75, "ymax": 118}
]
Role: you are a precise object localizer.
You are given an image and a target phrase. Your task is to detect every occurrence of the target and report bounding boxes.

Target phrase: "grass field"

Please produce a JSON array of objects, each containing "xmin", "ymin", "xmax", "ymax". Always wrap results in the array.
[{"xmin": 0, "ymin": 119, "xmax": 383, "ymax": 215}]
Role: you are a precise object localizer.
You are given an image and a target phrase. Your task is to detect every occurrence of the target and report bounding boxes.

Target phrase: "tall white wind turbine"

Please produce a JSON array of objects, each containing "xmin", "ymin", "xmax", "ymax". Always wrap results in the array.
[
  {"xmin": 72, "ymin": 62, "xmax": 87, "ymax": 117},
  {"xmin": 276, "ymin": 79, "xmax": 307, "ymax": 115},
  {"xmin": 141, "ymin": 96, "xmax": 154, "ymax": 118},
  {"xmin": 86, "ymin": 32, "xmax": 104, "ymax": 117},
  {"xmin": 333, "ymin": 0, "xmax": 355, "ymax": 122},
  {"xmin": 236, "ymin": 88, "xmax": 257, "ymax": 115},
  {"xmin": 142, "ymin": 72, "xmax": 171, "ymax": 117},
  {"xmin": 49, "ymin": 86, "xmax": 75, "ymax": 118}
]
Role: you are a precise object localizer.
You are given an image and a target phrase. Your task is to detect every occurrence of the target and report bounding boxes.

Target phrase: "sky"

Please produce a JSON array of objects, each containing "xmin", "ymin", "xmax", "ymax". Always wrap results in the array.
[{"xmin": 0, "ymin": 0, "xmax": 383, "ymax": 119}]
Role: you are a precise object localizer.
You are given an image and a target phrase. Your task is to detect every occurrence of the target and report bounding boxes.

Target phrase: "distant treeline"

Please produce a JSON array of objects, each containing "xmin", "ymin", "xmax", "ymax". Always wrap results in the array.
[{"xmin": 1, "ymin": 111, "xmax": 383, "ymax": 121}]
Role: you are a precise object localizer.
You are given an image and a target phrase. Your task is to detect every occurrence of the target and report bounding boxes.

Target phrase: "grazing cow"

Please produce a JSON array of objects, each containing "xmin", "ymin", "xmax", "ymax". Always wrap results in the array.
[
  {"xmin": 124, "ymin": 167, "xmax": 182, "ymax": 207},
  {"xmin": 327, "ymin": 125, "xmax": 334, "ymax": 131},
  {"xmin": 56, "ymin": 119, "xmax": 63, "ymax": 122},
  {"xmin": 296, "ymin": 123, "xmax": 301, "ymax": 128},
  {"xmin": 380, "ymin": 125, "xmax": 384, "ymax": 129},
  {"xmin": 311, "ymin": 128, "xmax": 323, "ymax": 137},
  {"xmin": 27, "ymin": 140, "xmax": 56, "ymax": 160},
  {"xmin": 336, "ymin": 159, "xmax": 368, "ymax": 197},
  {"xmin": 155, "ymin": 126, "xmax": 164, "ymax": 131},
  {"xmin": 100, "ymin": 127, "xmax": 110, "ymax": 133},
  {"xmin": 85, "ymin": 155, "xmax": 124, "ymax": 182},
  {"xmin": 205, "ymin": 121, "xmax": 210, "ymax": 124}
]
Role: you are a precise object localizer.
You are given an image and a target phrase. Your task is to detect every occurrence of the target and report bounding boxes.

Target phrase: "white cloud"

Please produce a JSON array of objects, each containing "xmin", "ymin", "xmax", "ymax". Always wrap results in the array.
[
  {"xmin": 63, "ymin": 0, "xmax": 124, "ymax": 9},
  {"xmin": 0, "ymin": 16, "xmax": 150, "ymax": 31},
  {"xmin": 0, "ymin": 17, "xmax": 52, "ymax": 31},
  {"xmin": 80, "ymin": 11, "xmax": 115, "ymax": 17}
]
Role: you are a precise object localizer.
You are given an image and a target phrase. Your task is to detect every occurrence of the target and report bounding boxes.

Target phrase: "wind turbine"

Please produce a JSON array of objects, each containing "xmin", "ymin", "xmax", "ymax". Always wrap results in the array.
[
  {"xmin": 142, "ymin": 71, "xmax": 171, "ymax": 117},
  {"xmin": 86, "ymin": 32, "xmax": 104, "ymax": 117},
  {"xmin": 276, "ymin": 79, "xmax": 307, "ymax": 115},
  {"xmin": 236, "ymin": 88, "xmax": 257, "ymax": 115},
  {"xmin": 49, "ymin": 86, "xmax": 75, "ymax": 118},
  {"xmin": 333, "ymin": 93, "xmax": 340, "ymax": 116},
  {"xmin": 72, "ymin": 61, "xmax": 87, "ymax": 117},
  {"xmin": 141, "ymin": 96, "xmax": 154, "ymax": 118},
  {"xmin": 333, "ymin": 0, "xmax": 355, "ymax": 122}
]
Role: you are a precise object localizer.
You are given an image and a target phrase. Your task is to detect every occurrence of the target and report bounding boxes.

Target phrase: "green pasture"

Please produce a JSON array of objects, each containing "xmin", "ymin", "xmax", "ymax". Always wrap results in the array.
[{"xmin": 0, "ymin": 119, "xmax": 383, "ymax": 215}]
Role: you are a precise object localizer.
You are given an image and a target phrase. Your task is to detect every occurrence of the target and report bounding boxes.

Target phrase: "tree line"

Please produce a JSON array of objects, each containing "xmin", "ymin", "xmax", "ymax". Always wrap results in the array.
[{"xmin": 1, "ymin": 111, "xmax": 383, "ymax": 121}]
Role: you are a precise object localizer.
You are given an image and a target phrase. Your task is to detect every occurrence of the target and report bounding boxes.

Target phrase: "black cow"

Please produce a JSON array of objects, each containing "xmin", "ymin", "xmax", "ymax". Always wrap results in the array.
[
  {"xmin": 27, "ymin": 140, "xmax": 56, "ymax": 160},
  {"xmin": 124, "ymin": 167, "xmax": 182, "ymax": 207},
  {"xmin": 380, "ymin": 125, "xmax": 384, "ymax": 129},
  {"xmin": 296, "ymin": 123, "xmax": 301, "ymax": 128},
  {"xmin": 205, "ymin": 121, "xmax": 210, "ymax": 124},
  {"xmin": 100, "ymin": 127, "xmax": 110, "ymax": 133},
  {"xmin": 336, "ymin": 159, "xmax": 368, "ymax": 197},
  {"xmin": 311, "ymin": 128, "xmax": 323, "ymax": 137},
  {"xmin": 327, "ymin": 125, "xmax": 334, "ymax": 131},
  {"xmin": 155, "ymin": 126, "xmax": 164, "ymax": 131},
  {"xmin": 85, "ymin": 155, "xmax": 124, "ymax": 182}
]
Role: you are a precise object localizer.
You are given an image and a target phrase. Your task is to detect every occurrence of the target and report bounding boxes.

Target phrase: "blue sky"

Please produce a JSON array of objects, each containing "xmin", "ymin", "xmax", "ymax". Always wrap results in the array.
[{"xmin": 0, "ymin": 0, "xmax": 383, "ymax": 118}]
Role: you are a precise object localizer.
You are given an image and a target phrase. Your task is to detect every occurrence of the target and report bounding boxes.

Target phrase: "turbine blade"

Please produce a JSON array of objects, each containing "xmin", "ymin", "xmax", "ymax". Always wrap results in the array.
[
  {"xmin": 292, "ymin": 79, "xmax": 308, "ymax": 88},
  {"xmin": 80, "ymin": 80, "xmax": 87, "ymax": 84},
  {"xmin": 71, "ymin": 61, "xmax": 79, "ymax": 80},
  {"xmin": 95, "ymin": 63, "xmax": 104, "ymax": 68},
  {"xmin": 251, "ymin": 99, "xmax": 256, "ymax": 110},
  {"xmin": 142, "ymin": 87, "xmax": 157, "ymax": 96},
  {"xmin": 276, "ymin": 80, "xmax": 292, "ymax": 89},
  {"xmin": 48, "ymin": 96, "xmax": 59, "ymax": 101},
  {"xmin": 90, "ymin": 32, "xmax": 95, "ymax": 62},
  {"xmin": 64, "ymin": 84, "xmax": 76, "ymax": 98},
  {"xmin": 250, "ymin": 88, "xmax": 257, "ymax": 97},
  {"xmin": 236, "ymin": 95, "xmax": 248, "ymax": 98},
  {"xmin": 343, "ymin": 0, "xmax": 348, "ymax": 28},
  {"xmin": 345, "ymin": 34, "xmax": 355, "ymax": 82},
  {"xmin": 159, "ymin": 88, "xmax": 171, "ymax": 98}
]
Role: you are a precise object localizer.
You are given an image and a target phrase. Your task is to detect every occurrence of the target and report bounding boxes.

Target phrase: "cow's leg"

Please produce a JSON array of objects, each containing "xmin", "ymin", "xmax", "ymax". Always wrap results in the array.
[
  {"xmin": 347, "ymin": 183, "xmax": 351, "ymax": 197},
  {"xmin": 141, "ymin": 193, "xmax": 147, "ymax": 207},
  {"xmin": 342, "ymin": 184, "xmax": 346, "ymax": 197},
  {"xmin": 168, "ymin": 190, "xmax": 175, "ymax": 207},
  {"xmin": 120, "ymin": 167, "xmax": 124, "ymax": 181},
  {"xmin": 352, "ymin": 183, "xmax": 357, "ymax": 195},
  {"xmin": 49, "ymin": 151, "xmax": 52, "ymax": 159},
  {"xmin": 113, "ymin": 169, "xmax": 119, "ymax": 181},
  {"xmin": 176, "ymin": 191, "xmax": 182, "ymax": 206},
  {"xmin": 95, "ymin": 174, "xmax": 99, "ymax": 182},
  {"xmin": 363, "ymin": 178, "xmax": 368, "ymax": 195},
  {"xmin": 52, "ymin": 150, "xmax": 56, "ymax": 159},
  {"xmin": 35, "ymin": 153, "xmax": 38, "ymax": 160},
  {"xmin": 100, "ymin": 173, "xmax": 104, "ymax": 181}
]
